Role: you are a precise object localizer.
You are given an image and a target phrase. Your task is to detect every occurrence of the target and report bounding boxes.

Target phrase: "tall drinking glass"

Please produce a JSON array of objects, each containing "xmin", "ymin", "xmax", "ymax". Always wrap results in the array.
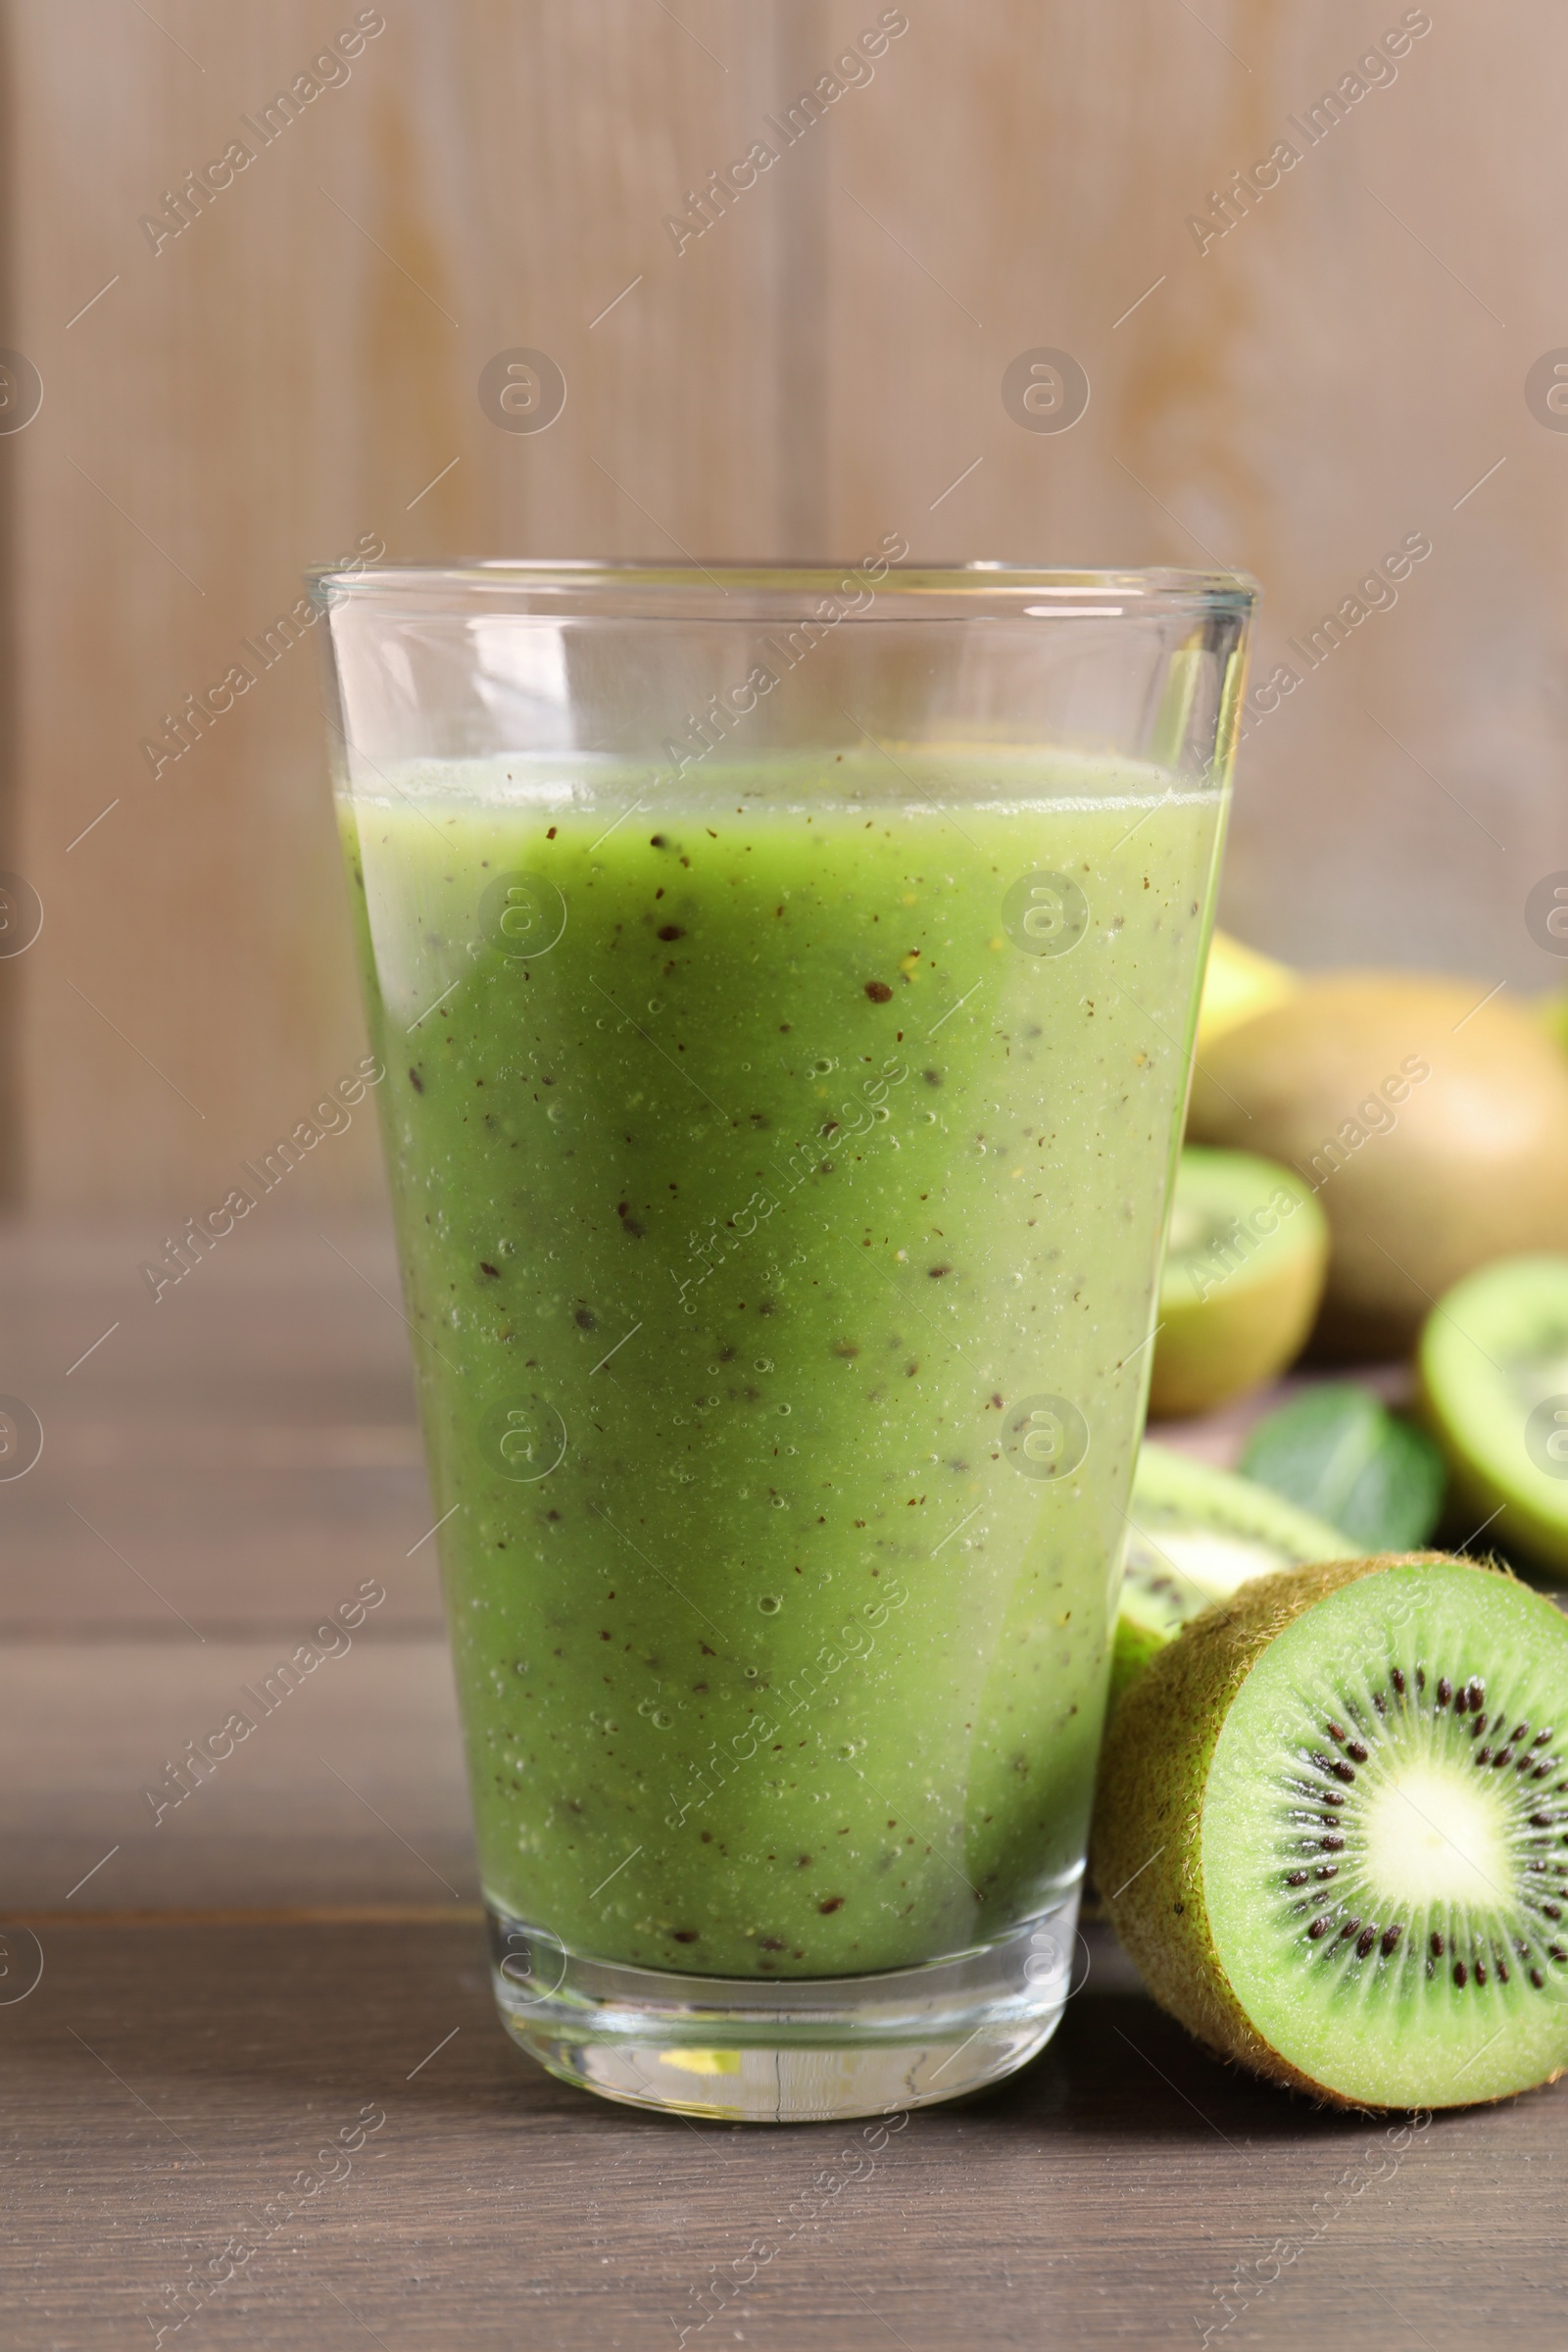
[{"xmin": 313, "ymin": 561, "xmax": 1256, "ymax": 2122}]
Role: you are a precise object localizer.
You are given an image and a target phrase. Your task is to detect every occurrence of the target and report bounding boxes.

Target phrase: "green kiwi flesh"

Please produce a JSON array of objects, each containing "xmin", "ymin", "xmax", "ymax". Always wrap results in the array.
[
  {"xmin": 1093, "ymin": 1553, "xmax": 1568, "ymax": 2109},
  {"xmin": 1114, "ymin": 1444, "xmax": 1356, "ymax": 1704},
  {"xmin": 1149, "ymin": 1149, "xmax": 1328, "ymax": 1419},
  {"xmin": 1419, "ymin": 1255, "xmax": 1568, "ymax": 1575}
]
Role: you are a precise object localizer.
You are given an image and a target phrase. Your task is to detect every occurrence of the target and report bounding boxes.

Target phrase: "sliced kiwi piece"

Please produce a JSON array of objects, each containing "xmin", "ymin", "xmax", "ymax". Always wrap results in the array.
[
  {"xmin": 1240, "ymin": 1383, "xmax": 1446, "ymax": 1552},
  {"xmin": 1150, "ymin": 1149, "xmax": 1328, "ymax": 1418},
  {"xmin": 1092, "ymin": 1552, "xmax": 1568, "ymax": 2109},
  {"xmin": 1419, "ymin": 1255, "xmax": 1568, "ymax": 1576},
  {"xmin": 1114, "ymin": 1445, "xmax": 1356, "ymax": 1704}
]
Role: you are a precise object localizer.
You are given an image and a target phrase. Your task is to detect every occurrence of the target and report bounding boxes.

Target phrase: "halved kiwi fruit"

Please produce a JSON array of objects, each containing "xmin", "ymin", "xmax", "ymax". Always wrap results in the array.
[
  {"xmin": 1114, "ymin": 1444, "xmax": 1356, "ymax": 1704},
  {"xmin": 1093, "ymin": 1553, "xmax": 1568, "ymax": 2109},
  {"xmin": 1149, "ymin": 1149, "xmax": 1328, "ymax": 1418},
  {"xmin": 1420, "ymin": 1255, "xmax": 1568, "ymax": 1575}
]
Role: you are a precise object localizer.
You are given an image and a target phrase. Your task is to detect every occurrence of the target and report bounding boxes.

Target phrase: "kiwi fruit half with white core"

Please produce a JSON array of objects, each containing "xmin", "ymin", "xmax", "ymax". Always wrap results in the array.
[
  {"xmin": 1419, "ymin": 1255, "xmax": 1568, "ymax": 1575},
  {"xmin": 1093, "ymin": 1553, "xmax": 1568, "ymax": 2109},
  {"xmin": 1114, "ymin": 1444, "xmax": 1356, "ymax": 1703},
  {"xmin": 1149, "ymin": 1148, "xmax": 1328, "ymax": 1418}
]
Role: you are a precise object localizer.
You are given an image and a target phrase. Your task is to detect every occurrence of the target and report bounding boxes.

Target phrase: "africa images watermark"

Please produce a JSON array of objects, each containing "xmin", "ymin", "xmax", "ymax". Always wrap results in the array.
[
  {"xmin": 662, "ymin": 1579, "xmax": 911, "ymax": 1835},
  {"xmin": 138, "ymin": 9, "xmax": 387, "ymax": 253},
  {"xmin": 1195, "ymin": 2111, "xmax": 1432, "ymax": 2344},
  {"xmin": 139, "ymin": 1579, "xmax": 387, "ymax": 1827},
  {"xmin": 1179, "ymin": 1181, "xmax": 1311, "ymax": 1307},
  {"xmin": 674, "ymin": 1055, "xmax": 913, "ymax": 1313},
  {"xmin": 149, "ymin": 2101, "xmax": 387, "ymax": 2343},
  {"xmin": 1298, "ymin": 1056, "xmax": 1432, "ymax": 1192},
  {"xmin": 675, "ymin": 2109, "xmax": 910, "ymax": 2344},
  {"xmin": 139, "ymin": 531, "xmax": 384, "ymax": 781},
  {"xmin": 138, "ymin": 1054, "xmax": 386, "ymax": 1303},
  {"xmin": 1179, "ymin": 1057, "xmax": 1431, "ymax": 1305},
  {"xmin": 662, "ymin": 9, "xmax": 909, "ymax": 255},
  {"xmin": 1236, "ymin": 530, "xmax": 1432, "ymax": 744},
  {"xmin": 590, "ymin": 533, "xmax": 908, "ymax": 850},
  {"xmin": 1185, "ymin": 9, "xmax": 1433, "ymax": 256}
]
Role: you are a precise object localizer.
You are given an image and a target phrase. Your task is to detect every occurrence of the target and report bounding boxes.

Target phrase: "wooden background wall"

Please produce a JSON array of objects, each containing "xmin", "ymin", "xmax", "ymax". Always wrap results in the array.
[{"xmin": 2, "ymin": 0, "xmax": 1564, "ymax": 1210}]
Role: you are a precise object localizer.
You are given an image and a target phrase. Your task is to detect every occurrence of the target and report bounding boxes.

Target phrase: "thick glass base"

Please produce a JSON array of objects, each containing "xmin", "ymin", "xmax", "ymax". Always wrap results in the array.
[{"xmin": 488, "ymin": 1893, "xmax": 1081, "ymax": 2123}]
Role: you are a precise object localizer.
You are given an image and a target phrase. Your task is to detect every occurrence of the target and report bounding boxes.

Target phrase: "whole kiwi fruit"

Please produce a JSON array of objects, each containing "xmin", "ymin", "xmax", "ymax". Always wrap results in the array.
[{"xmin": 1187, "ymin": 974, "xmax": 1568, "ymax": 1357}]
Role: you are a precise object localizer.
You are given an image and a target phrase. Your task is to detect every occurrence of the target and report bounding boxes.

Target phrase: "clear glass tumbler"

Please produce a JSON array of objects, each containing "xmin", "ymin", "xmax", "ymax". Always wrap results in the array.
[{"xmin": 313, "ymin": 561, "xmax": 1256, "ymax": 2121}]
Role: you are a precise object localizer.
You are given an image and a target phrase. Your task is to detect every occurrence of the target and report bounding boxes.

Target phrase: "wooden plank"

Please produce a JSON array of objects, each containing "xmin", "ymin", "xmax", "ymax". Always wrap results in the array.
[
  {"xmin": 0, "ymin": 1219, "xmax": 438, "ymax": 1634},
  {"xmin": 816, "ymin": 0, "xmax": 1567, "ymax": 980},
  {"xmin": 4, "ymin": 1225, "xmax": 1568, "ymax": 2340},
  {"xmin": 0, "ymin": 1636, "xmax": 475, "ymax": 1913},
  {"xmin": 5, "ymin": 0, "xmax": 793, "ymax": 1207},
  {"xmin": 0, "ymin": 1, "xmax": 23, "ymax": 1195},
  {"xmin": 14, "ymin": 0, "xmax": 1566, "ymax": 1207},
  {"xmin": 3, "ymin": 1915, "xmax": 1568, "ymax": 2347}
]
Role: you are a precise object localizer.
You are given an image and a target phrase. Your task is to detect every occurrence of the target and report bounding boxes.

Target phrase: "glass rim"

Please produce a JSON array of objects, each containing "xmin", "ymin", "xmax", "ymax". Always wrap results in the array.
[{"xmin": 307, "ymin": 558, "xmax": 1259, "ymax": 619}]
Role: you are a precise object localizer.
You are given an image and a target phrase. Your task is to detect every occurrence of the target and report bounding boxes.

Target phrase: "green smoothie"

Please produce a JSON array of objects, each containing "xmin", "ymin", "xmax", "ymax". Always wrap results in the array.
[{"xmin": 340, "ymin": 749, "xmax": 1225, "ymax": 1978}]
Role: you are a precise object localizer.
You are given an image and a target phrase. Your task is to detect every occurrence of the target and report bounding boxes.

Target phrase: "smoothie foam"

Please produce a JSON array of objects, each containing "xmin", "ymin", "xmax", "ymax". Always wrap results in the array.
[{"xmin": 340, "ymin": 750, "xmax": 1225, "ymax": 1977}]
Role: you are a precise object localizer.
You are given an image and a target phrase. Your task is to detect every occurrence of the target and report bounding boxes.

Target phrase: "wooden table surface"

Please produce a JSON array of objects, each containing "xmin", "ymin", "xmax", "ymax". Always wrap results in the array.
[{"xmin": 5, "ymin": 1221, "xmax": 1566, "ymax": 2350}]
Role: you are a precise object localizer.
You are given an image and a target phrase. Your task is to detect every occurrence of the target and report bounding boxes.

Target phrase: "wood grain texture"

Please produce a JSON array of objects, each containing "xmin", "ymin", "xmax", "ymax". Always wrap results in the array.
[
  {"xmin": 0, "ymin": 1, "xmax": 22, "ymax": 1194},
  {"xmin": 0, "ymin": 1218, "xmax": 435, "ymax": 1637},
  {"xmin": 0, "ymin": 1213, "xmax": 1335, "ymax": 1926},
  {"xmin": 0, "ymin": 1218, "xmax": 467, "ymax": 1917},
  {"xmin": 6, "ymin": 1224, "xmax": 1568, "ymax": 2343},
  {"xmin": 0, "ymin": 1637, "xmax": 475, "ymax": 1914},
  {"xmin": 816, "ymin": 0, "xmax": 1568, "ymax": 980},
  {"xmin": 3, "ymin": 1917, "xmax": 1568, "ymax": 2348},
  {"xmin": 6, "ymin": 2, "xmax": 1568, "ymax": 1191},
  {"xmin": 5, "ymin": 0, "xmax": 793, "ymax": 1207}
]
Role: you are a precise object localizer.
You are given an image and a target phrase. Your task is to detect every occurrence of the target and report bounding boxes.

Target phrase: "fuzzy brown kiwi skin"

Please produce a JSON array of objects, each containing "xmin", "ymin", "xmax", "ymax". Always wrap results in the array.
[{"xmin": 1090, "ymin": 1551, "xmax": 1503, "ymax": 2112}]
